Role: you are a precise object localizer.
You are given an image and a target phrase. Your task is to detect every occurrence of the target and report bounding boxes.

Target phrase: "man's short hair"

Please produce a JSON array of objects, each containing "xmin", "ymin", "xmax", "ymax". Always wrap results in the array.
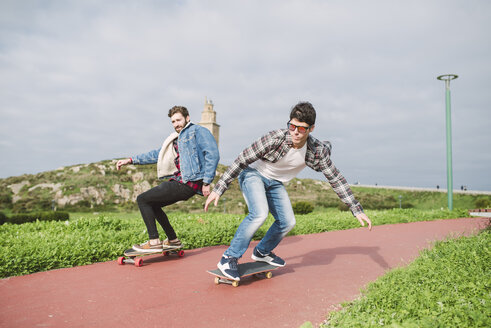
[
  {"xmin": 290, "ymin": 102, "xmax": 316, "ymax": 126},
  {"xmin": 168, "ymin": 106, "xmax": 190, "ymax": 118}
]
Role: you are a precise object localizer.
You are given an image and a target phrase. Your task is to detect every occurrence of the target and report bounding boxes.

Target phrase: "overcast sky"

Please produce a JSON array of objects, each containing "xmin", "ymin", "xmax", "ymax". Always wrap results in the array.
[{"xmin": 1, "ymin": 0, "xmax": 490, "ymax": 191}]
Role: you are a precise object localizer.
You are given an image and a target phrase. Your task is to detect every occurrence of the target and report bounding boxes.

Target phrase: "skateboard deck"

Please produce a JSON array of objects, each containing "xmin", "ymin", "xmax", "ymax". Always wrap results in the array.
[
  {"xmin": 207, "ymin": 261, "xmax": 279, "ymax": 287},
  {"xmin": 117, "ymin": 246, "xmax": 184, "ymax": 267}
]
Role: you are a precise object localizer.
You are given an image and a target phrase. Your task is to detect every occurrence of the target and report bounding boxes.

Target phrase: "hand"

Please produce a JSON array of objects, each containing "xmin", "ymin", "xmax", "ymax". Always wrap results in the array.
[
  {"xmin": 202, "ymin": 184, "xmax": 211, "ymax": 197},
  {"xmin": 116, "ymin": 158, "xmax": 132, "ymax": 170},
  {"xmin": 204, "ymin": 191, "xmax": 220, "ymax": 212},
  {"xmin": 356, "ymin": 213, "xmax": 372, "ymax": 231}
]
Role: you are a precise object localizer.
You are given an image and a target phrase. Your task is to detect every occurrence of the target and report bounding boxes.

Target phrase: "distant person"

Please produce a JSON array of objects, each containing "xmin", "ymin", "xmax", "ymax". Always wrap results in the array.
[
  {"xmin": 117, "ymin": 106, "xmax": 219, "ymax": 252},
  {"xmin": 204, "ymin": 101, "xmax": 372, "ymax": 281}
]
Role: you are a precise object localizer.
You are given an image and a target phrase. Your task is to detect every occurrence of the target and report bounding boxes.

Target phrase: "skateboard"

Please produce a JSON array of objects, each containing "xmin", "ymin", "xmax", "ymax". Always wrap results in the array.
[
  {"xmin": 117, "ymin": 246, "xmax": 184, "ymax": 267},
  {"xmin": 207, "ymin": 262, "xmax": 279, "ymax": 287}
]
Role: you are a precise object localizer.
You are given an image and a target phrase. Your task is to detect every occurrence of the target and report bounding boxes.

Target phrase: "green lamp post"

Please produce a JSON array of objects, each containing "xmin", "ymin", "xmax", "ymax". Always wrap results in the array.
[{"xmin": 437, "ymin": 74, "xmax": 458, "ymax": 210}]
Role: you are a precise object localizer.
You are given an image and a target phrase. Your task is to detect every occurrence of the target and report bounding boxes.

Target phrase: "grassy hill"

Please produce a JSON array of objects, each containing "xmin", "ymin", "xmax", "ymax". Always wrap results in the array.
[{"xmin": 0, "ymin": 160, "xmax": 489, "ymax": 215}]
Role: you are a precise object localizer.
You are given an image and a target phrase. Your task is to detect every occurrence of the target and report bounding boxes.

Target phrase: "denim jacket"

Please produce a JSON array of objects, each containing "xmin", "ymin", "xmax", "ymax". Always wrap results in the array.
[{"xmin": 132, "ymin": 123, "xmax": 219, "ymax": 185}]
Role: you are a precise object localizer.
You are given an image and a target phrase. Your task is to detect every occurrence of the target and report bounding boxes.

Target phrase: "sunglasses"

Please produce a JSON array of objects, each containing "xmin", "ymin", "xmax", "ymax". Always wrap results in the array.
[{"xmin": 287, "ymin": 122, "xmax": 311, "ymax": 134}]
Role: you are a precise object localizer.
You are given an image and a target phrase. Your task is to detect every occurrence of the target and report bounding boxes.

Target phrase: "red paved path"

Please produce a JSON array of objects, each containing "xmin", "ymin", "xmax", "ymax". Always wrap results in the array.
[{"xmin": 0, "ymin": 218, "xmax": 488, "ymax": 328}]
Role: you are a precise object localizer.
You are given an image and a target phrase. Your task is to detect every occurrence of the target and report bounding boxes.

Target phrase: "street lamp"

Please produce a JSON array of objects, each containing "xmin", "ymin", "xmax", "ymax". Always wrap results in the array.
[{"xmin": 437, "ymin": 74, "xmax": 458, "ymax": 210}]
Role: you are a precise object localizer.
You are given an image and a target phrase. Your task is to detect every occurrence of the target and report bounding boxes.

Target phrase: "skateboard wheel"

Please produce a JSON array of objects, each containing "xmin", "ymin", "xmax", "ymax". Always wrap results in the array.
[
  {"xmin": 266, "ymin": 272, "xmax": 273, "ymax": 279},
  {"xmin": 177, "ymin": 250, "xmax": 185, "ymax": 257},
  {"xmin": 214, "ymin": 277, "xmax": 220, "ymax": 285},
  {"xmin": 135, "ymin": 257, "xmax": 143, "ymax": 267},
  {"xmin": 117, "ymin": 257, "xmax": 125, "ymax": 265},
  {"xmin": 232, "ymin": 281, "xmax": 239, "ymax": 287}
]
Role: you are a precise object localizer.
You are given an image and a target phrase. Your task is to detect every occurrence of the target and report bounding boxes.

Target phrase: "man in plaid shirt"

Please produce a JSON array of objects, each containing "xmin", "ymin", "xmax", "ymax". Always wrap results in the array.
[{"xmin": 205, "ymin": 102, "xmax": 371, "ymax": 281}]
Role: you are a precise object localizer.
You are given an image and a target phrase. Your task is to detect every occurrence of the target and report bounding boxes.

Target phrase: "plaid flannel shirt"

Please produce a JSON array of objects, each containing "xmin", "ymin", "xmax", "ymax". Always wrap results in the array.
[{"xmin": 213, "ymin": 129, "xmax": 364, "ymax": 216}]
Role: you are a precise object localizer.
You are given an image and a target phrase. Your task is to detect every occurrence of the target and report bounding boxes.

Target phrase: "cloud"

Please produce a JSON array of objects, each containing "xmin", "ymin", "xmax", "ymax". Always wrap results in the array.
[{"xmin": 0, "ymin": 0, "xmax": 490, "ymax": 191}]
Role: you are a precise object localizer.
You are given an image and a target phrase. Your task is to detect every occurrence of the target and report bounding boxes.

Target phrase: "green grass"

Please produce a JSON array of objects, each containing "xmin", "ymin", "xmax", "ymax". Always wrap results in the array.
[
  {"xmin": 320, "ymin": 228, "xmax": 490, "ymax": 328},
  {"xmin": 0, "ymin": 208, "xmax": 470, "ymax": 278}
]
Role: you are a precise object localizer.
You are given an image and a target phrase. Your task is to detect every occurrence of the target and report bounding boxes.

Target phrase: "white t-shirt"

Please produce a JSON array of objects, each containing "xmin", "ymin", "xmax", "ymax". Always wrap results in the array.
[{"xmin": 251, "ymin": 144, "xmax": 307, "ymax": 182}]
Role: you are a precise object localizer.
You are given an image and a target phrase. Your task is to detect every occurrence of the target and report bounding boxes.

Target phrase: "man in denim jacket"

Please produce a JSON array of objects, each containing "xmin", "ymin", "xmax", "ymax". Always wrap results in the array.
[
  {"xmin": 117, "ymin": 106, "xmax": 219, "ymax": 252},
  {"xmin": 205, "ymin": 102, "xmax": 371, "ymax": 281}
]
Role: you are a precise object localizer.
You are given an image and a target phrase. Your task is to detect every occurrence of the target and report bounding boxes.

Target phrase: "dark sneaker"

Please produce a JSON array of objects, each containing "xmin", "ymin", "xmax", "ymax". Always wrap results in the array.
[
  {"xmin": 163, "ymin": 238, "xmax": 182, "ymax": 248},
  {"xmin": 217, "ymin": 256, "xmax": 240, "ymax": 281},
  {"xmin": 251, "ymin": 247, "xmax": 286, "ymax": 267},
  {"xmin": 132, "ymin": 240, "xmax": 163, "ymax": 252}
]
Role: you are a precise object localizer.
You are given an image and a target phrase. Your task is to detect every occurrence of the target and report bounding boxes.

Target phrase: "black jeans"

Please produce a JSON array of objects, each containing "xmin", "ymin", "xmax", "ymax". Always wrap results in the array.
[{"xmin": 136, "ymin": 180, "xmax": 196, "ymax": 240}]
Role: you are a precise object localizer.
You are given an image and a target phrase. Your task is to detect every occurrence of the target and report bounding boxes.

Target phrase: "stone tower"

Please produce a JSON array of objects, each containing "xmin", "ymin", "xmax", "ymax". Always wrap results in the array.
[{"xmin": 199, "ymin": 97, "xmax": 220, "ymax": 146}]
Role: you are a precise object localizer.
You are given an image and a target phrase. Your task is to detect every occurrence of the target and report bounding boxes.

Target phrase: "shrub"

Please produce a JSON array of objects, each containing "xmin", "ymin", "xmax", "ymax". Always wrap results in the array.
[
  {"xmin": 475, "ymin": 197, "xmax": 490, "ymax": 208},
  {"xmin": 292, "ymin": 201, "xmax": 314, "ymax": 214},
  {"xmin": 12, "ymin": 196, "xmax": 52, "ymax": 213},
  {"xmin": 0, "ymin": 212, "xmax": 6, "ymax": 225},
  {"xmin": 338, "ymin": 194, "xmax": 413, "ymax": 211},
  {"xmin": 8, "ymin": 211, "xmax": 69, "ymax": 224},
  {"xmin": 0, "ymin": 193, "xmax": 12, "ymax": 209}
]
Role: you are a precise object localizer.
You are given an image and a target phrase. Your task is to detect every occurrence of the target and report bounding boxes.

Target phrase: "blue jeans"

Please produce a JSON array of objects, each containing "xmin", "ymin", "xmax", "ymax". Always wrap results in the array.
[{"xmin": 224, "ymin": 168, "xmax": 296, "ymax": 258}]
